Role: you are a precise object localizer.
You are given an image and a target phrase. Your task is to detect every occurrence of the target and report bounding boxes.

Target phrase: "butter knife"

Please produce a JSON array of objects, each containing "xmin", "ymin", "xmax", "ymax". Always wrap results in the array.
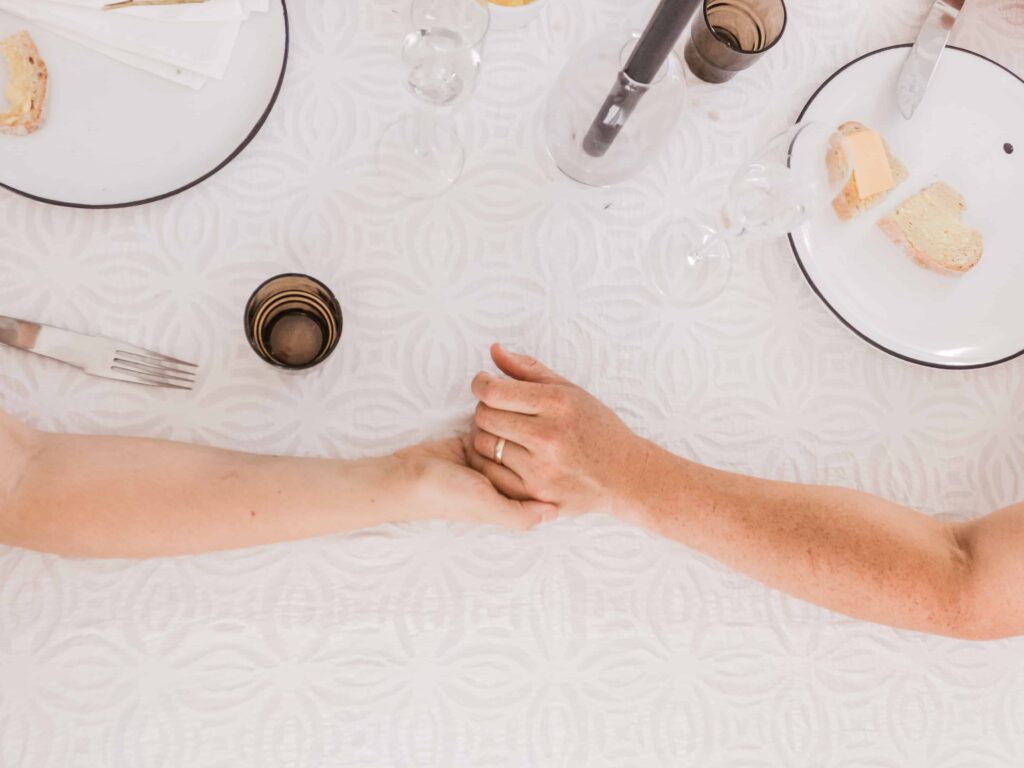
[
  {"xmin": 897, "ymin": 0, "xmax": 965, "ymax": 119},
  {"xmin": 104, "ymin": 0, "xmax": 207, "ymax": 10}
]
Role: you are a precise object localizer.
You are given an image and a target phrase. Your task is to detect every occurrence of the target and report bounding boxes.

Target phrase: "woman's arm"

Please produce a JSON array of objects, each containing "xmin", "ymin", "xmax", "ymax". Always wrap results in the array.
[
  {"xmin": 466, "ymin": 344, "xmax": 1024, "ymax": 640},
  {"xmin": 0, "ymin": 409, "xmax": 552, "ymax": 558}
]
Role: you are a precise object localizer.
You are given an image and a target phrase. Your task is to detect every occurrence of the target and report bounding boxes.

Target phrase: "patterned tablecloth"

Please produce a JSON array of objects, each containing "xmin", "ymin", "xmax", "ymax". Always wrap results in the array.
[{"xmin": 2, "ymin": 1, "xmax": 1024, "ymax": 765}]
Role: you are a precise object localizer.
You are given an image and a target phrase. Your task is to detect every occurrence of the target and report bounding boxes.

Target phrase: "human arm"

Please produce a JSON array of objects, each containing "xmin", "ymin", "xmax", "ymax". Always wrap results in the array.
[
  {"xmin": 466, "ymin": 344, "xmax": 1024, "ymax": 640},
  {"xmin": 0, "ymin": 409, "xmax": 552, "ymax": 558}
]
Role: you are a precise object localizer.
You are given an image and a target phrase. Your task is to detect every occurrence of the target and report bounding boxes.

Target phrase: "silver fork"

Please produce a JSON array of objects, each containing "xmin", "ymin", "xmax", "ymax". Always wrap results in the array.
[{"xmin": 0, "ymin": 315, "xmax": 198, "ymax": 391}]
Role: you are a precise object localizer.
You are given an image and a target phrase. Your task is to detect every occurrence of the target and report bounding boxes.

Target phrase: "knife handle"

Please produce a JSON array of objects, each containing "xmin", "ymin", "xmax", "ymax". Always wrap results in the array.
[{"xmin": 0, "ymin": 315, "xmax": 41, "ymax": 352}]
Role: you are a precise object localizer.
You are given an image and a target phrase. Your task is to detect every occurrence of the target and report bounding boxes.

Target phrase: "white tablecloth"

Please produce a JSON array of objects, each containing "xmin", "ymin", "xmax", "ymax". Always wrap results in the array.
[{"xmin": 2, "ymin": 1, "xmax": 1024, "ymax": 765}]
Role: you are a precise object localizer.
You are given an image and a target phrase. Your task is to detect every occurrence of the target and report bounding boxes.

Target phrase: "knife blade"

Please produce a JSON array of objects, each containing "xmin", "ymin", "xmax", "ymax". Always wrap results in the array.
[{"xmin": 896, "ymin": 0, "xmax": 965, "ymax": 119}]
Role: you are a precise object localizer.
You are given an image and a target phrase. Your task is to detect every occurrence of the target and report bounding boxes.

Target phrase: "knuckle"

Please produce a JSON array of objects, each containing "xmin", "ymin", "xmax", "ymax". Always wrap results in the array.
[
  {"xmin": 478, "ymin": 377, "xmax": 497, "ymax": 402},
  {"xmin": 532, "ymin": 427, "xmax": 558, "ymax": 452}
]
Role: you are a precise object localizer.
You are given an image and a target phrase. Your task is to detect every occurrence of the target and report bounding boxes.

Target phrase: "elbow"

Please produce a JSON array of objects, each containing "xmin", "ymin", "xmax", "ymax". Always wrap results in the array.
[{"xmin": 940, "ymin": 523, "xmax": 1010, "ymax": 642}]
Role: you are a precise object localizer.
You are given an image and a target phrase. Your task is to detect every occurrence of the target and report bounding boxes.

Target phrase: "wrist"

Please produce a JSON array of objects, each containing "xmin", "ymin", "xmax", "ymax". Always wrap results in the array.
[
  {"xmin": 386, "ymin": 451, "xmax": 423, "ymax": 504},
  {"xmin": 385, "ymin": 448, "xmax": 447, "ymax": 522},
  {"xmin": 614, "ymin": 438, "xmax": 694, "ymax": 530}
]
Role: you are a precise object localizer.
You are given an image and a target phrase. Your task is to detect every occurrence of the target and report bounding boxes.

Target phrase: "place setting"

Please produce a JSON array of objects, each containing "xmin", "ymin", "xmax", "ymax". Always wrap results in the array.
[
  {"xmin": 0, "ymin": 0, "xmax": 1020, "ymax": 385},
  {"xmin": 0, "ymin": 0, "xmax": 288, "ymax": 208},
  {"xmin": 537, "ymin": 0, "xmax": 1022, "ymax": 372}
]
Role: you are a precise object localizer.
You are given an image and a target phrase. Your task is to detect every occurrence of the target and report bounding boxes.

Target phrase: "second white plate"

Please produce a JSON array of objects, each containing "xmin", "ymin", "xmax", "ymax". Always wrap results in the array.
[{"xmin": 790, "ymin": 45, "xmax": 1024, "ymax": 369}]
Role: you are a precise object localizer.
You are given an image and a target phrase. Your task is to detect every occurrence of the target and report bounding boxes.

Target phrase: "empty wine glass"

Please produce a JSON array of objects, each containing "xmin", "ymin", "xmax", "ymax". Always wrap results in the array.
[
  {"xmin": 646, "ymin": 120, "xmax": 852, "ymax": 306},
  {"xmin": 376, "ymin": 0, "xmax": 489, "ymax": 198}
]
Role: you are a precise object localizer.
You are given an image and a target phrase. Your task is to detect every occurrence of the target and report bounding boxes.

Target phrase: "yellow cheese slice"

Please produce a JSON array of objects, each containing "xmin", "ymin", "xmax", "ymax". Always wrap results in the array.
[{"xmin": 845, "ymin": 129, "xmax": 895, "ymax": 200}]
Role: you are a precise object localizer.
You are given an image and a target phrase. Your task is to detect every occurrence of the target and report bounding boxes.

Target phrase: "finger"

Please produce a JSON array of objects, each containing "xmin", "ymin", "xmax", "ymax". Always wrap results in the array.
[
  {"xmin": 459, "ymin": 436, "xmax": 559, "ymax": 530},
  {"xmin": 463, "ymin": 433, "xmax": 532, "ymax": 501},
  {"xmin": 471, "ymin": 426, "xmax": 531, "ymax": 474},
  {"xmin": 471, "ymin": 372, "xmax": 550, "ymax": 415},
  {"xmin": 474, "ymin": 402, "xmax": 541, "ymax": 450},
  {"xmin": 491, "ymin": 343, "xmax": 571, "ymax": 386}
]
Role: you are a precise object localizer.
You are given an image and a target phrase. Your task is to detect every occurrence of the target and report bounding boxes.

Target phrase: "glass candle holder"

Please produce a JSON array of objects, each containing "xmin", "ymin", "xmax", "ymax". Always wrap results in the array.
[
  {"xmin": 684, "ymin": 0, "xmax": 787, "ymax": 83},
  {"xmin": 544, "ymin": 30, "xmax": 688, "ymax": 187},
  {"xmin": 244, "ymin": 273, "xmax": 343, "ymax": 371}
]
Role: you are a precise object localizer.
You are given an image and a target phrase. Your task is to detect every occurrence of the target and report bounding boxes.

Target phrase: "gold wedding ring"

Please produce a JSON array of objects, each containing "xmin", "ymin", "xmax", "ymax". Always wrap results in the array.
[{"xmin": 494, "ymin": 437, "xmax": 507, "ymax": 466}]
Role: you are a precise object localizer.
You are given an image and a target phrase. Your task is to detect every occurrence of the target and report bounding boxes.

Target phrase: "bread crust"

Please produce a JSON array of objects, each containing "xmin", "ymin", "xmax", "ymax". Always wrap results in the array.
[
  {"xmin": 830, "ymin": 121, "xmax": 907, "ymax": 221},
  {"xmin": 0, "ymin": 30, "xmax": 48, "ymax": 136},
  {"xmin": 879, "ymin": 182, "xmax": 983, "ymax": 275}
]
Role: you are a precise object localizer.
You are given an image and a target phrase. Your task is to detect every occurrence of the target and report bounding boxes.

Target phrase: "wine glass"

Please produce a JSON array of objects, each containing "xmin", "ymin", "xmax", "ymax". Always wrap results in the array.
[
  {"xmin": 376, "ymin": 0, "xmax": 490, "ymax": 199},
  {"xmin": 646, "ymin": 120, "xmax": 852, "ymax": 306}
]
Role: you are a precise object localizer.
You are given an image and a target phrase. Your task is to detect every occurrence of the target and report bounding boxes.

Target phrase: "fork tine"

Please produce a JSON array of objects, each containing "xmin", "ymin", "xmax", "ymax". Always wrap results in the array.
[
  {"xmin": 112, "ymin": 354, "xmax": 198, "ymax": 380},
  {"xmin": 112, "ymin": 360, "xmax": 197, "ymax": 385},
  {"xmin": 115, "ymin": 345, "xmax": 198, "ymax": 368},
  {"xmin": 114, "ymin": 350, "xmax": 199, "ymax": 377},
  {"xmin": 109, "ymin": 365, "xmax": 194, "ymax": 391}
]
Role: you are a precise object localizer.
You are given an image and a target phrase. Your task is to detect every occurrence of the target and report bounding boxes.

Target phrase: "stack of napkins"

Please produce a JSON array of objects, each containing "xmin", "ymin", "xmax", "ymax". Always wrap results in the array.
[{"xmin": 0, "ymin": 0, "xmax": 269, "ymax": 88}]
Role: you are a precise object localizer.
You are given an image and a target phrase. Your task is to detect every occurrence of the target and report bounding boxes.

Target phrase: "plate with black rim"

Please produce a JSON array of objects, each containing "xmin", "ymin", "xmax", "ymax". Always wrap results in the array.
[
  {"xmin": 0, "ymin": 0, "xmax": 287, "ymax": 209},
  {"xmin": 789, "ymin": 44, "xmax": 1024, "ymax": 370}
]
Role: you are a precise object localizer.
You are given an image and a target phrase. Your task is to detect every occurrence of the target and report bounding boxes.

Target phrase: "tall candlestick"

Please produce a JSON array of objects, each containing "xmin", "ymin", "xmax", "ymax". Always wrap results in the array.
[{"xmin": 582, "ymin": 0, "xmax": 700, "ymax": 158}]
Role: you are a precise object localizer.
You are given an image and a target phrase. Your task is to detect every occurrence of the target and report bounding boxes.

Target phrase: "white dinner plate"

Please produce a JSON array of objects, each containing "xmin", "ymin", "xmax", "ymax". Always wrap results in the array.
[
  {"xmin": 789, "ymin": 45, "xmax": 1024, "ymax": 369},
  {"xmin": 0, "ymin": 1, "xmax": 287, "ymax": 208}
]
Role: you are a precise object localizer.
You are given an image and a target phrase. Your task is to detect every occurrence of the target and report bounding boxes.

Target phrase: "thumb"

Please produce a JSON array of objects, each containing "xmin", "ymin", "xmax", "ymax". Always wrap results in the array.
[
  {"xmin": 524, "ymin": 500, "xmax": 560, "ymax": 524},
  {"xmin": 491, "ymin": 343, "xmax": 570, "ymax": 386},
  {"xmin": 502, "ymin": 499, "xmax": 559, "ymax": 531}
]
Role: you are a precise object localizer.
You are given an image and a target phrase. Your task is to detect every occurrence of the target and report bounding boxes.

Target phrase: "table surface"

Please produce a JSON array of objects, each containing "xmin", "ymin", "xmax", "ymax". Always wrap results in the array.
[{"xmin": 3, "ymin": 1, "xmax": 1024, "ymax": 765}]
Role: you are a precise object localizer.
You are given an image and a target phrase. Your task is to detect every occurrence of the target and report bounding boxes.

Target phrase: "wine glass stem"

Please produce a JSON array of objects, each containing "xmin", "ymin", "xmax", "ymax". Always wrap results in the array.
[{"xmin": 685, "ymin": 232, "xmax": 720, "ymax": 265}]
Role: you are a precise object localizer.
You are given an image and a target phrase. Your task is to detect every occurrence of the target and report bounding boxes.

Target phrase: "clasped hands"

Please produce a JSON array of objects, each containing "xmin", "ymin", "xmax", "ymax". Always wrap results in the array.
[{"xmin": 406, "ymin": 343, "xmax": 662, "ymax": 532}]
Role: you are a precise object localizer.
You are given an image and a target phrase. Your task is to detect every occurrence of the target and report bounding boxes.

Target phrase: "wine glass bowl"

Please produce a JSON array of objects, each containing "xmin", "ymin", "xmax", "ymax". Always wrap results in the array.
[
  {"xmin": 402, "ymin": 0, "xmax": 488, "ymax": 106},
  {"xmin": 377, "ymin": 0, "xmax": 489, "ymax": 198},
  {"xmin": 648, "ymin": 120, "xmax": 852, "ymax": 306},
  {"xmin": 724, "ymin": 122, "xmax": 852, "ymax": 238}
]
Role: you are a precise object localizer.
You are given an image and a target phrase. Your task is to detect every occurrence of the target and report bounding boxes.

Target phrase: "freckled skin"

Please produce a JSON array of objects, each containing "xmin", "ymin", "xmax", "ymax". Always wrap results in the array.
[{"xmin": 467, "ymin": 344, "xmax": 1024, "ymax": 640}]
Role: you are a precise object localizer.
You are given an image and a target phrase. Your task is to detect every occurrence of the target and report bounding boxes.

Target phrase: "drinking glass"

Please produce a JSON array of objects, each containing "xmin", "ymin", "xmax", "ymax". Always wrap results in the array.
[
  {"xmin": 244, "ymin": 274, "xmax": 343, "ymax": 371},
  {"xmin": 684, "ymin": 0, "xmax": 787, "ymax": 83},
  {"xmin": 376, "ymin": 0, "xmax": 490, "ymax": 198},
  {"xmin": 645, "ymin": 121, "xmax": 852, "ymax": 306}
]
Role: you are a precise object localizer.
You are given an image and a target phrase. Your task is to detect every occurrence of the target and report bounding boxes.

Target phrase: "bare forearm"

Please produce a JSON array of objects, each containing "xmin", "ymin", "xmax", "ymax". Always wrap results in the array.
[
  {"xmin": 633, "ymin": 443, "xmax": 973, "ymax": 637},
  {"xmin": 466, "ymin": 347, "xmax": 1024, "ymax": 639},
  {"xmin": 2, "ymin": 430, "xmax": 411, "ymax": 558}
]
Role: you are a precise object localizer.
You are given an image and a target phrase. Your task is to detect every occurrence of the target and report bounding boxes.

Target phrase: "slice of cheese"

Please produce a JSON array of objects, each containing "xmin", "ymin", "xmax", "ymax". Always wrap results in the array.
[{"xmin": 845, "ymin": 129, "xmax": 895, "ymax": 200}]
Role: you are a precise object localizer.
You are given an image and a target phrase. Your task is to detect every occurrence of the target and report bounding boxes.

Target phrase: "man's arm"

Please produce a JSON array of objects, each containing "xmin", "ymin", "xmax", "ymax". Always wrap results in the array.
[
  {"xmin": 465, "ymin": 344, "xmax": 1024, "ymax": 640},
  {"xmin": 0, "ymin": 409, "xmax": 550, "ymax": 558},
  {"xmin": 633, "ymin": 455, "xmax": 1024, "ymax": 640}
]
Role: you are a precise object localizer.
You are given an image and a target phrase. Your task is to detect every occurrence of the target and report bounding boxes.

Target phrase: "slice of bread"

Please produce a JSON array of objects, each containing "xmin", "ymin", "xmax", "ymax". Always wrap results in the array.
[
  {"xmin": 878, "ymin": 182, "xmax": 983, "ymax": 275},
  {"xmin": 831, "ymin": 121, "xmax": 907, "ymax": 221},
  {"xmin": 0, "ymin": 31, "xmax": 48, "ymax": 137}
]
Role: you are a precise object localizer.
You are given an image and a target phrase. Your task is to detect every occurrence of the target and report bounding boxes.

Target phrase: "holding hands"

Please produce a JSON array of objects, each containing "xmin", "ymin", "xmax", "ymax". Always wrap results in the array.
[{"xmin": 465, "ymin": 343, "xmax": 658, "ymax": 522}]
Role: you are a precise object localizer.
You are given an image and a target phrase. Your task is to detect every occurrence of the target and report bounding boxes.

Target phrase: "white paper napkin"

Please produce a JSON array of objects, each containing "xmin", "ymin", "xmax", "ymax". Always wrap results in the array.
[
  {"xmin": 0, "ymin": 0, "xmax": 241, "ymax": 79},
  {"xmin": 37, "ymin": 21, "xmax": 209, "ymax": 88},
  {"xmin": 44, "ymin": 0, "xmax": 248, "ymax": 22}
]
